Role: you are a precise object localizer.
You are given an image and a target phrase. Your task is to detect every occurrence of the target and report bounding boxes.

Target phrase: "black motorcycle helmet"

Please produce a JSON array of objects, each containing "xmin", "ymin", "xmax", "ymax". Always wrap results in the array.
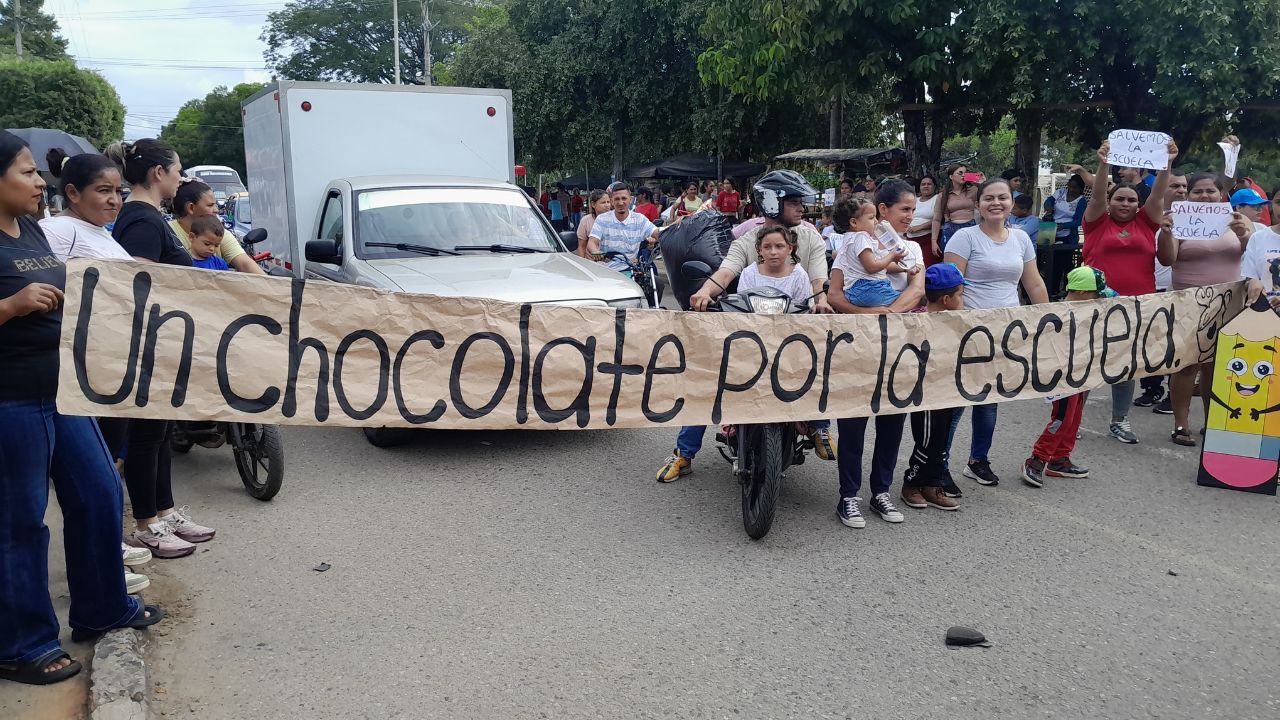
[{"xmin": 752, "ymin": 170, "xmax": 818, "ymax": 219}]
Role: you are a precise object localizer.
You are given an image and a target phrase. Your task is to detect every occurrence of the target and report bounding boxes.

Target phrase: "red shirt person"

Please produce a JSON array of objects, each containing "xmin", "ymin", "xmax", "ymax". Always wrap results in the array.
[
  {"xmin": 715, "ymin": 180, "xmax": 741, "ymax": 215},
  {"xmin": 633, "ymin": 188, "xmax": 660, "ymax": 222}
]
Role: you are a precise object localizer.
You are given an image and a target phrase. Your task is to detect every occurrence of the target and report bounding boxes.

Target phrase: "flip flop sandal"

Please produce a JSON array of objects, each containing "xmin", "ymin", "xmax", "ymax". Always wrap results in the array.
[
  {"xmin": 1171, "ymin": 427, "xmax": 1197, "ymax": 447},
  {"xmin": 71, "ymin": 604, "xmax": 165, "ymax": 644},
  {"xmin": 0, "ymin": 648, "xmax": 82, "ymax": 686}
]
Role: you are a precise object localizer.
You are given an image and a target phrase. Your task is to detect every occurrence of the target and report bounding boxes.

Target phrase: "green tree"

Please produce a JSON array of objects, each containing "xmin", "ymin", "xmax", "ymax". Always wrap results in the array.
[
  {"xmin": 0, "ymin": 59, "xmax": 123, "ymax": 146},
  {"xmin": 446, "ymin": 0, "xmax": 882, "ymax": 177},
  {"xmin": 159, "ymin": 83, "xmax": 267, "ymax": 179},
  {"xmin": 263, "ymin": 0, "xmax": 477, "ymax": 84},
  {"xmin": 0, "ymin": 0, "xmax": 69, "ymax": 61}
]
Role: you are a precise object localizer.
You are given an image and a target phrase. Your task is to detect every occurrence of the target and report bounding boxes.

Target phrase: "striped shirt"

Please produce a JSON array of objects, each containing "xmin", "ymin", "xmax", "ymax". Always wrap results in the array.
[{"xmin": 589, "ymin": 210, "xmax": 656, "ymax": 271}]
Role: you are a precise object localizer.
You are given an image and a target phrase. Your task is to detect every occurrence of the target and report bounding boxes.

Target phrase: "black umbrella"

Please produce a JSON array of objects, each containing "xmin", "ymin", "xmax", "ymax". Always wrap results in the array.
[{"xmin": 4, "ymin": 128, "xmax": 98, "ymax": 171}]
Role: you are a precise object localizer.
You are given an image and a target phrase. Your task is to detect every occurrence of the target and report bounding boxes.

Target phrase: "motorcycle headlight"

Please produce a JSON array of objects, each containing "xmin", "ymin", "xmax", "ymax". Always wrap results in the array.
[
  {"xmin": 607, "ymin": 297, "xmax": 645, "ymax": 309},
  {"xmin": 748, "ymin": 295, "xmax": 790, "ymax": 315}
]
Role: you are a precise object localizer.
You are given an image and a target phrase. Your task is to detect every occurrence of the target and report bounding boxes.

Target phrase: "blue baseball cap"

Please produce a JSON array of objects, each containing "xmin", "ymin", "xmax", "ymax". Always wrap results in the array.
[
  {"xmin": 1231, "ymin": 188, "xmax": 1269, "ymax": 207},
  {"xmin": 925, "ymin": 262, "xmax": 968, "ymax": 292}
]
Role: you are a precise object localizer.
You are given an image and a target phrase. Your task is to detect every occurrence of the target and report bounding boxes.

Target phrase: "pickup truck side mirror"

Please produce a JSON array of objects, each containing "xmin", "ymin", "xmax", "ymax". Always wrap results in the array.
[
  {"xmin": 305, "ymin": 239, "xmax": 341, "ymax": 264},
  {"xmin": 243, "ymin": 228, "xmax": 267, "ymax": 247},
  {"xmin": 558, "ymin": 230, "xmax": 578, "ymax": 252}
]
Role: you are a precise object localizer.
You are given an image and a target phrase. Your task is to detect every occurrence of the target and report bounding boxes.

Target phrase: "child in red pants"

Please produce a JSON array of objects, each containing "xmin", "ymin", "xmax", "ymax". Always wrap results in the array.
[{"xmin": 1022, "ymin": 266, "xmax": 1116, "ymax": 488}]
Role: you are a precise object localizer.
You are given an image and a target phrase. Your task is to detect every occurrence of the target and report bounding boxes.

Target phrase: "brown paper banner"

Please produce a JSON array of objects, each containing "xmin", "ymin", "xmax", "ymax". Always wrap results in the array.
[{"xmin": 57, "ymin": 259, "xmax": 1243, "ymax": 430}]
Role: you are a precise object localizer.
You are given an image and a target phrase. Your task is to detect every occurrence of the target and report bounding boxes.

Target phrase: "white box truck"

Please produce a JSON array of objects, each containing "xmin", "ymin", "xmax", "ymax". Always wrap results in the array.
[{"xmin": 241, "ymin": 81, "xmax": 644, "ymax": 307}]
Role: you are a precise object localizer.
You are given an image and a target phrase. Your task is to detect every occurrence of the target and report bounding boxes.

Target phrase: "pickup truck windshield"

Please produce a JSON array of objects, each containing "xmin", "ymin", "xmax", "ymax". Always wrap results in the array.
[{"xmin": 354, "ymin": 187, "xmax": 558, "ymax": 259}]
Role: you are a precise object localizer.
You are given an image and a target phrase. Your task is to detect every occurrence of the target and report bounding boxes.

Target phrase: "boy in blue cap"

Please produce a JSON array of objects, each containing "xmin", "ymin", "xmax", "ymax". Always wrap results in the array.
[
  {"xmin": 1022, "ymin": 266, "xmax": 1115, "ymax": 487},
  {"xmin": 900, "ymin": 263, "xmax": 967, "ymax": 510},
  {"xmin": 1231, "ymin": 188, "xmax": 1270, "ymax": 234}
]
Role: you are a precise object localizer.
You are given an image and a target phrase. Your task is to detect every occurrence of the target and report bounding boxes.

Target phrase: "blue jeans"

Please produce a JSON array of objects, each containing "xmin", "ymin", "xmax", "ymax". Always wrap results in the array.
[
  {"xmin": 836, "ymin": 415, "xmax": 905, "ymax": 498},
  {"xmin": 0, "ymin": 398, "xmax": 138, "ymax": 664},
  {"xmin": 945, "ymin": 404, "xmax": 998, "ymax": 466},
  {"xmin": 675, "ymin": 419, "xmax": 831, "ymax": 460},
  {"xmin": 844, "ymin": 279, "xmax": 900, "ymax": 308},
  {"xmin": 941, "ymin": 221, "xmax": 976, "ymax": 251}
]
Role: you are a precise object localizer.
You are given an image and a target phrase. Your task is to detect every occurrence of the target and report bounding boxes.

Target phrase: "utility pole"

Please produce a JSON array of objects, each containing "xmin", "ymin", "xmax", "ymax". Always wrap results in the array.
[
  {"xmin": 13, "ymin": 0, "xmax": 24, "ymax": 59},
  {"xmin": 421, "ymin": 1, "xmax": 433, "ymax": 86},
  {"xmin": 392, "ymin": 0, "xmax": 401, "ymax": 84}
]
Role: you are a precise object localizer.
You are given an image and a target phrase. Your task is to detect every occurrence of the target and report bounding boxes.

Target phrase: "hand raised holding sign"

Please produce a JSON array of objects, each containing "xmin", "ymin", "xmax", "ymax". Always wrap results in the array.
[
  {"xmin": 1229, "ymin": 211, "xmax": 1256, "ymax": 243},
  {"xmin": 1106, "ymin": 129, "xmax": 1172, "ymax": 171}
]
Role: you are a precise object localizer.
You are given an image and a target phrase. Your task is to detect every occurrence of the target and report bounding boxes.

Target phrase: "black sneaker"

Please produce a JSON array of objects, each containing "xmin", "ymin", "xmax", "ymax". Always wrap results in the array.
[
  {"xmin": 942, "ymin": 473, "xmax": 964, "ymax": 498},
  {"xmin": 1022, "ymin": 457, "xmax": 1045, "ymax": 488},
  {"xmin": 1133, "ymin": 386, "xmax": 1164, "ymax": 407},
  {"xmin": 1153, "ymin": 398, "xmax": 1173, "ymax": 415},
  {"xmin": 963, "ymin": 459, "xmax": 1000, "ymax": 486},
  {"xmin": 869, "ymin": 493, "xmax": 905, "ymax": 523},
  {"xmin": 1045, "ymin": 458, "xmax": 1089, "ymax": 479}
]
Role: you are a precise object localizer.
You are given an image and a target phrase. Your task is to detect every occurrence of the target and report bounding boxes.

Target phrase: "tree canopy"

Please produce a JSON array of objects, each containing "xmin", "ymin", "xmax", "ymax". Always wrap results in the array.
[
  {"xmin": 159, "ymin": 83, "xmax": 267, "ymax": 179},
  {"xmin": 0, "ymin": 59, "xmax": 123, "ymax": 147},
  {"xmin": 0, "ymin": 0, "xmax": 69, "ymax": 62},
  {"xmin": 263, "ymin": 0, "xmax": 476, "ymax": 84}
]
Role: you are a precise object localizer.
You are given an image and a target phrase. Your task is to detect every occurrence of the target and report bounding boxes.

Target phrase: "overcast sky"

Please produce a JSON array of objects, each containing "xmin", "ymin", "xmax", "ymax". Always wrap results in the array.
[{"xmin": 46, "ymin": 0, "xmax": 276, "ymax": 139}]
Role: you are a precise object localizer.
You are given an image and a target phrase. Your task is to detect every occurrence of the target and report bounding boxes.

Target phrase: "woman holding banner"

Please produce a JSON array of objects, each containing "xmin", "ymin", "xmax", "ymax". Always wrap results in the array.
[
  {"xmin": 104, "ymin": 138, "xmax": 217, "ymax": 558},
  {"xmin": 1082, "ymin": 138, "xmax": 1176, "ymax": 446},
  {"xmin": 1157, "ymin": 171, "xmax": 1264, "ymax": 446},
  {"xmin": 942, "ymin": 178, "xmax": 1051, "ymax": 487},
  {"xmin": 0, "ymin": 131, "xmax": 163, "ymax": 686},
  {"xmin": 828, "ymin": 180, "xmax": 926, "ymax": 528}
]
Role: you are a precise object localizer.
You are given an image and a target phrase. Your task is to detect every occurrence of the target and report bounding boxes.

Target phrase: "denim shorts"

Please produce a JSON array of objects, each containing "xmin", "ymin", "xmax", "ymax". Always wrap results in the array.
[{"xmin": 844, "ymin": 278, "xmax": 900, "ymax": 308}]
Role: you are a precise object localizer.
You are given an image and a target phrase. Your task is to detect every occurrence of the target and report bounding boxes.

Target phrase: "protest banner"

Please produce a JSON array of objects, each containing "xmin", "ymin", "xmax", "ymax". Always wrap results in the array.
[
  {"xmin": 1171, "ymin": 201, "xmax": 1234, "ymax": 241},
  {"xmin": 1106, "ymin": 129, "xmax": 1171, "ymax": 170},
  {"xmin": 58, "ymin": 260, "xmax": 1242, "ymax": 431}
]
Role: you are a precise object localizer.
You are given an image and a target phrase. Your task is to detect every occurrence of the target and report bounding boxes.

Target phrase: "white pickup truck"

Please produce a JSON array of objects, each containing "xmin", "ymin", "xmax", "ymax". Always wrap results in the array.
[{"xmin": 241, "ymin": 81, "xmax": 643, "ymax": 308}]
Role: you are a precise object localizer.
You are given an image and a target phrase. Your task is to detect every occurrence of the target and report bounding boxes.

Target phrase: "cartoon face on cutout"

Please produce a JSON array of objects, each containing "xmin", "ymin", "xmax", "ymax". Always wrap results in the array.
[
  {"xmin": 1210, "ymin": 333, "xmax": 1279, "ymax": 434},
  {"xmin": 1195, "ymin": 286, "xmax": 1233, "ymax": 359}
]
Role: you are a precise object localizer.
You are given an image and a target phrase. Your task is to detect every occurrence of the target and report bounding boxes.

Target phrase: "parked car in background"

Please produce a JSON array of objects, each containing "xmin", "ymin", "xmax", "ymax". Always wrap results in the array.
[
  {"xmin": 224, "ymin": 191, "xmax": 251, "ymax": 239},
  {"xmin": 188, "ymin": 165, "xmax": 248, "ymax": 210}
]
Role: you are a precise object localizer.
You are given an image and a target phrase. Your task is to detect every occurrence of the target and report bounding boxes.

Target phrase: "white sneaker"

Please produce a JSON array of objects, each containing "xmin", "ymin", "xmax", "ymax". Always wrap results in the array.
[
  {"xmin": 130, "ymin": 522, "xmax": 196, "ymax": 559},
  {"xmin": 123, "ymin": 542, "xmax": 152, "ymax": 567},
  {"xmin": 125, "ymin": 571, "xmax": 150, "ymax": 594}
]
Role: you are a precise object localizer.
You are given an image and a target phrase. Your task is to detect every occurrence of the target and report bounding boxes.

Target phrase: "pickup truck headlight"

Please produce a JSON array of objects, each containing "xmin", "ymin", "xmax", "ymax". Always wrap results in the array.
[{"xmin": 607, "ymin": 298, "xmax": 645, "ymax": 309}]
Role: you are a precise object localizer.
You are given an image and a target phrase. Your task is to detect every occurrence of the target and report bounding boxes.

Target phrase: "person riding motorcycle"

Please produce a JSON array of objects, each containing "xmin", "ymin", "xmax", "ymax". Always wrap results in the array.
[{"xmin": 657, "ymin": 171, "xmax": 836, "ymax": 483}]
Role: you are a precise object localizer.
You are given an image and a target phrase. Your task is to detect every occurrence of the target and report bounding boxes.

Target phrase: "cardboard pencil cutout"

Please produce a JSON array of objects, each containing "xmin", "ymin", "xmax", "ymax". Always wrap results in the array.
[{"xmin": 1198, "ymin": 299, "xmax": 1280, "ymax": 495}]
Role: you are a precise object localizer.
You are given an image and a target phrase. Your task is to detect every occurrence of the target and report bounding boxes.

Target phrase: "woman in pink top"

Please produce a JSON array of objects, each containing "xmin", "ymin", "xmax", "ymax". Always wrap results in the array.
[{"xmin": 1156, "ymin": 171, "xmax": 1263, "ymax": 446}]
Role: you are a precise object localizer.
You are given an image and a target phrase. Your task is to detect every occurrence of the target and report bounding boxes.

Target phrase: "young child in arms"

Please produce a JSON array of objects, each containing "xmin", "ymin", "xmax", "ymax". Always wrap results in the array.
[
  {"xmin": 187, "ymin": 216, "xmax": 231, "ymax": 271},
  {"xmin": 830, "ymin": 197, "xmax": 917, "ymax": 308}
]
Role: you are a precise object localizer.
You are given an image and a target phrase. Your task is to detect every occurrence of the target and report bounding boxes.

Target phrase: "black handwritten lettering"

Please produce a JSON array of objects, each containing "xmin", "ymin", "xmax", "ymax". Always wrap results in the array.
[
  {"xmin": 642, "ymin": 335, "xmax": 685, "ymax": 423},
  {"xmin": 393, "ymin": 330, "xmax": 446, "ymax": 424},
  {"xmin": 998, "ymin": 320, "xmax": 1030, "ymax": 397},
  {"xmin": 1142, "ymin": 305, "xmax": 1176, "ymax": 373},
  {"xmin": 819, "ymin": 330, "xmax": 855, "ymax": 412},
  {"xmin": 713, "ymin": 331, "xmax": 767, "ymax": 424},
  {"xmin": 771, "ymin": 333, "xmax": 817, "ymax": 403},
  {"xmin": 596, "ymin": 309, "xmax": 644, "ymax": 426},
  {"xmin": 1030, "ymin": 314, "xmax": 1063, "ymax": 392},
  {"xmin": 283, "ymin": 279, "xmax": 330, "ymax": 421},
  {"xmin": 1065, "ymin": 309, "xmax": 1100, "ymax": 388},
  {"xmin": 532, "ymin": 336, "xmax": 597, "ymax": 426},
  {"xmin": 956, "ymin": 327, "xmax": 995, "ymax": 402},
  {"xmin": 887, "ymin": 340, "xmax": 929, "ymax": 408},
  {"xmin": 217, "ymin": 314, "xmax": 283, "ymax": 413},
  {"xmin": 1100, "ymin": 304, "xmax": 1134, "ymax": 383},
  {"xmin": 136, "ymin": 304, "xmax": 194, "ymax": 408},
  {"xmin": 449, "ymin": 332, "xmax": 514, "ymax": 419},
  {"xmin": 73, "ymin": 268, "xmax": 145, "ymax": 405},
  {"xmin": 333, "ymin": 330, "xmax": 390, "ymax": 420}
]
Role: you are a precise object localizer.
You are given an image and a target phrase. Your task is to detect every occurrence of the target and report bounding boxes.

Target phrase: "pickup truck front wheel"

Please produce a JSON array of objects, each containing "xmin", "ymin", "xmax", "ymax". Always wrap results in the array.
[{"xmin": 363, "ymin": 426, "xmax": 412, "ymax": 448}]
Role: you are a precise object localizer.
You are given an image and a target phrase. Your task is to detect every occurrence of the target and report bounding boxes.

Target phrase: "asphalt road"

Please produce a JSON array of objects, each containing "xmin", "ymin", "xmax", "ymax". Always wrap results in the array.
[{"xmin": 141, "ymin": 390, "xmax": 1280, "ymax": 720}]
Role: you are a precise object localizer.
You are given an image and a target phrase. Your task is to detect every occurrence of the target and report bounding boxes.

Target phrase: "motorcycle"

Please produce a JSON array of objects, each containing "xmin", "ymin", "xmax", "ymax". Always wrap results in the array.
[
  {"xmin": 169, "ymin": 228, "xmax": 285, "ymax": 501},
  {"xmin": 240, "ymin": 227, "xmax": 275, "ymax": 274},
  {"xmin": 600, "ymin": 246, "xmax": 662, "ymax": 308},
  {"xmin": 680, "ymin": 260, "xmax": 825, "ymax": 539}
]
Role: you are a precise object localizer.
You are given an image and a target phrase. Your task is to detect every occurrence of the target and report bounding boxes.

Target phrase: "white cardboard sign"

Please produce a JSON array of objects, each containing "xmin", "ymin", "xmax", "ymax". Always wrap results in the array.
[
  {"xmin": 1217, "ymin": 141, "xmax": 1240, "ymax": 178},
  {"xmin": 1171, "ymin": 201, "xmax": 1233, "ymax": 241},
  {"xmin": 1107, "ymin": 129, "xmax": 1171, "ymax": 171}
]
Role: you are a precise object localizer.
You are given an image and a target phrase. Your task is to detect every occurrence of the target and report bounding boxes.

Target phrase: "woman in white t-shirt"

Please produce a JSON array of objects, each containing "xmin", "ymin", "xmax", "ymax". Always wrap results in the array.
[
  {"xmin": 942, "ymin": 177, "xmax": 1051, "ymax": 488},
  {"xmin": 38, "ymin": 149, "xmax": 131, "ymax": 262},
  {"xmin": 907, "ymin": 174, "xmax": 939, "ymax": 264},
  {"xmin": 1240, "ymin": 186, "xmax": 1280, "ymax": 306}
]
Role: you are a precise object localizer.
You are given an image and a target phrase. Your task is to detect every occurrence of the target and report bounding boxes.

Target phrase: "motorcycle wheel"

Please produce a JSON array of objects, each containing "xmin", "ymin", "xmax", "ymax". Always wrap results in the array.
[
  {"xmin": 741, "ymin": 423, "xmax": 784, "ymax": 540},
  {"xmin": 231, "ymin": 424, "xmax": 284, "ymax": 501},
  {"xmin": 171, "ymin": 436, "xmax": 193, "ymax": 454}
]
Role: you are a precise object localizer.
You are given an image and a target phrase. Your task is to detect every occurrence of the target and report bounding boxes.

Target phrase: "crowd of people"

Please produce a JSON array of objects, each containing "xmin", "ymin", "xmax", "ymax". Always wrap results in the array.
[
  {"xmin": 0, "ymin": 130, "xmax": 267, "ymax": 686},
  {"xmin": 655, "ymin": 140, "xmax": 1272, "ymax": 529},
  {"xmin": 2, "ymin": 124, "xmax": 1275, "ymax": 686}
]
